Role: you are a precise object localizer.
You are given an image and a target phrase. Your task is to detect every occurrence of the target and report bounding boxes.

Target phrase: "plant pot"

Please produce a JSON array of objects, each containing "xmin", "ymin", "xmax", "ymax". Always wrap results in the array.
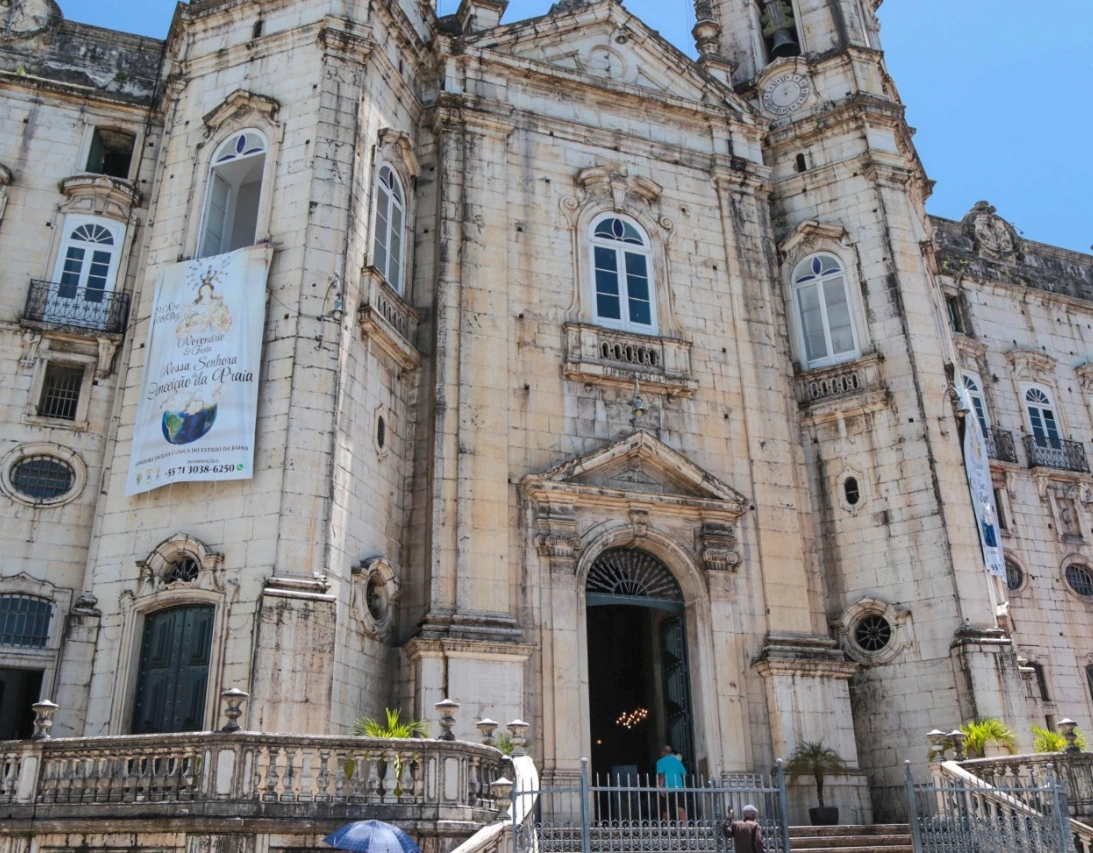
[{"xmin": 809, "ymin": 806, "xmax": 839, "ymax": 825}]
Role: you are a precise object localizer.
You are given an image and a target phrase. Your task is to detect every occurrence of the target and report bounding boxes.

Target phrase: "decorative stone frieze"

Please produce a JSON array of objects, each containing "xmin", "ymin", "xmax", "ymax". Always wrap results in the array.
[{"xmin": 202, "ymin": 89, "xmax": 280, "ymax": 133}]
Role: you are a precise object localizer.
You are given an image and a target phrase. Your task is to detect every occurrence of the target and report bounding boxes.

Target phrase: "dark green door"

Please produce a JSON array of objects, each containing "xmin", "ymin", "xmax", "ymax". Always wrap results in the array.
[
  {"xmin": 132, "ymin": 605, "xmax": 214, "ymax": 733},
  {"xmin": 660, "ymin": 614, "xmax": 694, "ymax": 774}
]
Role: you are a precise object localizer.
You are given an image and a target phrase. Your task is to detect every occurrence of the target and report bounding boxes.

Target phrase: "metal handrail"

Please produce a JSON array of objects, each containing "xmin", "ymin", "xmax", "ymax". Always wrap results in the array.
[{"xmin": 1023, "ymin": 434, "xmax": 1090, "ymax": 473}]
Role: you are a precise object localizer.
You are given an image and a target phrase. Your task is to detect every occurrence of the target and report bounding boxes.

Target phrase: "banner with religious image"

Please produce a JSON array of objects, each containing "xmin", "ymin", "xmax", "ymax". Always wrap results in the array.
[
  {"xmin": 125, "ymin": 245, "xmax": 273, "ymax": 495},
  {"xmin": 958, "ymin": 373, "xmax": 1006, "ymax": 579}
]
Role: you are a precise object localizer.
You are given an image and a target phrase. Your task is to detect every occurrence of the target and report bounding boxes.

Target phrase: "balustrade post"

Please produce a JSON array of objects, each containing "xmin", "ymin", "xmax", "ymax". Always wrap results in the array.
[{"xmin": 381, "ymin": 749, "xmax": 398, "ymax": 804}]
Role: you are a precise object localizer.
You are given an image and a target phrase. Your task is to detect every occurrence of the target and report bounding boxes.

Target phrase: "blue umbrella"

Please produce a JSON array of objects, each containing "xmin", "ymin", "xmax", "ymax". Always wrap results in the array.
[{"xmin": 323, "ymin": 820, "xmax": 420, "ymax": 853}]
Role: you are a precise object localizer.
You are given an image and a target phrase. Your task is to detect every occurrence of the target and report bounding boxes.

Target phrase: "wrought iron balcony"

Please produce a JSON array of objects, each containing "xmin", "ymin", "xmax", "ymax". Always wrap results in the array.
[
  {"xmin": 22, "ymin": 279, "xmax": 130, "ymax": 336},
  {"xmin": 984, "ymin": 427, "xmax": 1018, "ymax": 463},
  {"xmin": 1023, "ymin": 435, "xmax": 1091, "ymax": 474}
]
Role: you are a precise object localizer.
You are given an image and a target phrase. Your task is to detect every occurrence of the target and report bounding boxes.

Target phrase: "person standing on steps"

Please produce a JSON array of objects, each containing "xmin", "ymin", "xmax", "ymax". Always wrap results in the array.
[
  {"xmin": 723, "ymin": 804, "xmax": 764, "ymax": 853},
  {"xmin": 655, "ymin": 743, "xmax": 688, "ymax": 824}
]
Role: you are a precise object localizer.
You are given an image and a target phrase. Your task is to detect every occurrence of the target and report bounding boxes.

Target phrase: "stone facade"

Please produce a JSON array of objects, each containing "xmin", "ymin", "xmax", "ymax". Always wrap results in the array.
[{"xmin": 0, "ymin": 0, "xmax": 1090, "ymax": 837}]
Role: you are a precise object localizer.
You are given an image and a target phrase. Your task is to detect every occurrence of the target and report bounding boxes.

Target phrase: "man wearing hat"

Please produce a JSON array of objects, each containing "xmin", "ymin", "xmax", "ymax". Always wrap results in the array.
[{"xmin": 722, "ymin": 804, "xmax": 764, "ymax": 853}]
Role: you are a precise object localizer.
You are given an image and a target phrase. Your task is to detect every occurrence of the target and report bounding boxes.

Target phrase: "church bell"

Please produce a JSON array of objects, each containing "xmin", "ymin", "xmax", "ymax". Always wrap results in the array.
[{"xmin": 769, "ymin": 28, "xmax": 801, "ymax": 59}]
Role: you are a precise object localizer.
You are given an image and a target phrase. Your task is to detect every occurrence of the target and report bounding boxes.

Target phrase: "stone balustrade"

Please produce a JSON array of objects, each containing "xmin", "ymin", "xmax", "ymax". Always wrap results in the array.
[
  {"xmin": 0, "ymin": 731, "xmax": 505, "ymax": 823},
  {"xmin": 958, "ymin": 752, "xmax": 1093, "ymax": 821}
]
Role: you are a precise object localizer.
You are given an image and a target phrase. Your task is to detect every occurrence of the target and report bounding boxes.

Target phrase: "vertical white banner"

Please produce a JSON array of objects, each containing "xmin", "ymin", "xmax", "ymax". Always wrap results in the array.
[
  {"xmin": 958, "ymin": 374, "xmax": 1006, "ymax": 579},
  {"xmin": 126, "ymin": 246, "xmax": 272, "ymax": 496}
]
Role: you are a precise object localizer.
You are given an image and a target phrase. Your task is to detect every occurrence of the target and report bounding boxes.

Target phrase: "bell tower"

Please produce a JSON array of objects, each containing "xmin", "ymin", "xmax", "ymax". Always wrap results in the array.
[{"xmin": 695, "ymin": 0, "xmax": 1031, "ymax": 819}]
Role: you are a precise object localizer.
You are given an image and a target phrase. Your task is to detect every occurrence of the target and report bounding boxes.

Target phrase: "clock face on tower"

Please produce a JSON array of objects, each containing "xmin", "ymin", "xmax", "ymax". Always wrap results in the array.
[{"xmin": 761, "ymin": 73, "xmax": 811, "ymax": 116}]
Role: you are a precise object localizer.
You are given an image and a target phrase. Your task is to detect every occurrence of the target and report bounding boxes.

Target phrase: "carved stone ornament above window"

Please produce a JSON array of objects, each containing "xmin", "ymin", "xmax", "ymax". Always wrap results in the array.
[
  {"xmin": 352, "ymin": 555, "xmax": 400, "ymax": 640},
  {"xmin": 377, "ymin": 128, "xmax": 420, "ymax": 179},
  {"xmin": 202, "ymin": 90, "xmax": 281, "ymax": 134},
  {"xmin": 135, "ymin": 533, "xmax": 225, "ymax": 598},
  {"xmin": 962, "ymin": 201, "xmax": 1019, "ymax": 264},
  {"xmin": 1006, "ymin": 349, "xmax": 1056, "ymax": 387},
  {"xmin": 1076, "ymin": 363, "xmax": 1093, "ymax": 394},
  {"xmin": 778, "ymin": 219, "xmax": 850, "ymax": 260},
  {"xmin": 569, "ymin": 166, "xmax": 668, "ymax": 224},
  {"xmin": 59, "ymin": 174, "xmax": 140, "ymax": 223}
]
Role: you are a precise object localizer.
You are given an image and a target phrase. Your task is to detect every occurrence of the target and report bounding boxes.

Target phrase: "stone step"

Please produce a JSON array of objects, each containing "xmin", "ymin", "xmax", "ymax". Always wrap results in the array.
[{"xmin": 787, "ymin": 824, "xmax": 912, "ymax": 853}]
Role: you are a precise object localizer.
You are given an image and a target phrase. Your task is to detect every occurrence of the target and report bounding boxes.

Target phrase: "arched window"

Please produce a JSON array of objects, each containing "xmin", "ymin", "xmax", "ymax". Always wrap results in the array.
[
  {"xmin": 963, "ymin": 374, "xmax": 990, "ymax": 436},
  {"xmin": 372, "ymin": 165, "xmax": 406, "ymax": 293},
  {"xmin": 51, "ymin": 217, "xmax": 123, "ymax": 305},
  {"xmin": 1024, "ymin": 387, "xmax": 1061, "ymax": 446},
  {"xmin": 589, "ymin": 215, "xmax": 655, "ymax": 332},
  {"xmin": 792, "ymin": 253, "xmax": 859, "ymax": 369},
  {"xmin": 198, "ymin": 130, "xmax": 266, "ymax": 258}
]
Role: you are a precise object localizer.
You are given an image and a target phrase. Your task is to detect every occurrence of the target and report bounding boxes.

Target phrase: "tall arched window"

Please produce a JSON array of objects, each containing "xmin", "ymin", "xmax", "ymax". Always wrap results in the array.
[
  {"xmin": 52, "ymin": 217, "xmax": 123, "ymax": 303},
  {"xmin": 792, "ymin": 253, "xmax": 859, "ymax": 369},
  {"xmin": 962, "ymin": 374, "xmax": 990, "ymax": 436},
  {"xmin": 198, "ymin": 130, "xmax": 266, "ymax": 258},
  {"xmin": 372, "ymin": 165, "xmax": 406, "ymax": 293},
  {"xmin": 1024, "ymin": 387, "xmax": 1061, "ymax": 446},
  {"xmin": 589, "ymin": 214, "xmax": 655, "ymax": 332}
]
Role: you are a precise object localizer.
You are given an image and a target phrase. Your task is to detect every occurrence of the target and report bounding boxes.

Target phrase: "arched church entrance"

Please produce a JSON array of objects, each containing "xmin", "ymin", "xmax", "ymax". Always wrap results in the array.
[{"xmin": 586, "ymin": 548, "xmax": 694, "ymax": 781}]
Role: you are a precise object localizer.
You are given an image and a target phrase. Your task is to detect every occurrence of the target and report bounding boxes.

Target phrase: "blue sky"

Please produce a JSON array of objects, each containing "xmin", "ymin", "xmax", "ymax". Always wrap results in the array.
[{"xmin": 59, "ymin": 0, "xmax": 1091, "ymax": 253}]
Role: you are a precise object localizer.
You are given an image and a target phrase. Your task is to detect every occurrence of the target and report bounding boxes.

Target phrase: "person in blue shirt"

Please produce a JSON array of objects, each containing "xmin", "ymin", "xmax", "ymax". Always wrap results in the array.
[{"xmin": 655, "ymin": 744, "xmax": 688, "ymax": 823}]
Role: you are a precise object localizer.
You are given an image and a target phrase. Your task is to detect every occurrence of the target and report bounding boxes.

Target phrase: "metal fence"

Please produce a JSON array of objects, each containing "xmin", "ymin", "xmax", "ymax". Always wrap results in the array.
[
  {"xmin": 513, "ymin": 758, "xmax": 790, "ymax": 853},
  {"xmin": 906, "ymin": 763, "xmax": 1073, "ymax": 853}
]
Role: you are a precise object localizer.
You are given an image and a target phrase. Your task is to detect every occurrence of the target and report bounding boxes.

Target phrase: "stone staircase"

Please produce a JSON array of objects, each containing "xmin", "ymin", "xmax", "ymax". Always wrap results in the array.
[{"xmin": 788, "ymin": 824, "xmax": 913, "ymax": 853}]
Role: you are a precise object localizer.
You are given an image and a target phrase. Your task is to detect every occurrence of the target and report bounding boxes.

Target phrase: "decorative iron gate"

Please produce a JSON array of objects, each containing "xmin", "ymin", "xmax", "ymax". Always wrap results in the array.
[
  {"xmin": 513, "ymin": 758, "xmax": 790, "ymax": 853},
  {"xmin": 905, "ymin": 763, "xmax": 1073, "ymax": 853}
]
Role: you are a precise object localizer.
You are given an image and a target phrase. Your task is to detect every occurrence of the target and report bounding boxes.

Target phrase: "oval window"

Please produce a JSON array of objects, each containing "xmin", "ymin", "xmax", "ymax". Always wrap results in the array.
[
  {"xmin": 844, "ymin": 477, "xmax": 860, "ymax": 506},
  {"xmin": 1004, "ymin": 559, "xmax": 1023, "ymax": 592},
  {"xmin": 377, "ymin": 415, "xmax": 386, "ymax": 450},
  {"xmin": 11, "ymin": 455, "xmax": 75, "ymax": 501}
]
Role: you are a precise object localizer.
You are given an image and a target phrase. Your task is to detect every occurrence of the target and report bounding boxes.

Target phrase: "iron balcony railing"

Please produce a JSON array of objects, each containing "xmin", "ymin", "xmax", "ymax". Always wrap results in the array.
[
  {"xmin": 985, "ymin": 428, "xmax": 1018, "ymax": 463},
  {"xmin": 1023, "ymin": 435, "xmax": 1091, "ymax": 474},
  {"xmin": 23, "ymin": 279, "xmax": 130, "ymax": 335}
]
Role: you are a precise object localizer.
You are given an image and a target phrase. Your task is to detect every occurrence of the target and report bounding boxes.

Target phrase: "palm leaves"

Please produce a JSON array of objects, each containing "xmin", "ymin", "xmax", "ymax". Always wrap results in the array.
[
  {"xmin": 960, "ymin": 718, "xmax": 1017, "ymax": 759},
  {"xmin": 352, "ymin": 708, "xmax": 429, "ymax": 739},
  {"xmin": 785, "ymin": 740, "xmax": 848, "ymax": 808},
  {"xmin": 1032, "ymin": 725, "xmax": 1087, "ymax": 752}
]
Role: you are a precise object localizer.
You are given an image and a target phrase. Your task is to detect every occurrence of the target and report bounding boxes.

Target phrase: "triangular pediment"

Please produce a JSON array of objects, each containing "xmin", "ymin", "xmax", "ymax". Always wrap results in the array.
[
  {"xmin": 523, "ymin": 430, "xmax": 748, "ymax": 513},
  {"xmin": 466, "ymin": 2, "xmax": 752, "ymax": 115}
]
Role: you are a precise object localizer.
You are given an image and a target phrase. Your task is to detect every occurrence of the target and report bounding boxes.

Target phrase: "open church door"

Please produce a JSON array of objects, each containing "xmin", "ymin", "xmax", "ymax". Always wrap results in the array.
[{"xmin": 660, "ymin": 613, "xmax": 694, "ymax": 774}]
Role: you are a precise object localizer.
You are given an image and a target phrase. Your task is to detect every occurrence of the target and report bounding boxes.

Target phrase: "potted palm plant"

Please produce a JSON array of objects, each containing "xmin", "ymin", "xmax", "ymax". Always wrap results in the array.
[
  {"xmin": 960, "ymin": 718, "xmax": 1017, "ymax": 758},
  {"xmin": 785, "ymin": 740, "xmax": 848, "ymax": 826}
]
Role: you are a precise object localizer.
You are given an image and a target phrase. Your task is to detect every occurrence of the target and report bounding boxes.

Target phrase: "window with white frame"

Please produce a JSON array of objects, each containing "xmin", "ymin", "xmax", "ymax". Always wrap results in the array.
[
  {"xmin": 52, "ymin": 216, "xmax": 124, "ymax": 304},
  {"xmin": 589, "ymin": 214, "xmax": 655, "ymax": 333},
  {"xmin": 1024, "ymin": 386, "xmax": 1062, "ymax": 446},
  {"xmin": 963, "ymin": 374, "xmax": 990, "ymax": 436},
  {"xmin": 372, "ymin": 165, "xmax": 406, "ymax": 293},
  {"xmin": 198, "ymin": 130, "xmax": 266, "ymax": 258},
  {"xmin": 791, "ymin": 253, "xmax": 859, "ymax": 369}
]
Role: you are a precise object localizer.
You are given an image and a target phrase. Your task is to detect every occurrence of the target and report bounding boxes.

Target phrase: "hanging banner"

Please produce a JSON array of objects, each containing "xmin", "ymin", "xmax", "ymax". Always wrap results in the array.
[
  {"xmin": 958, "ymin": 374, "xmax": 1006, "ymax": 578},
  {"xmin": 125, "ymin": 245, "xmax": 272, "ymax": 496}
]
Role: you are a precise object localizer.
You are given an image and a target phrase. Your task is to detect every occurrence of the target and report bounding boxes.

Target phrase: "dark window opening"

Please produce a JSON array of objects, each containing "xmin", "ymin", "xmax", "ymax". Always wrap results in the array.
[
  {"xmin": 164, "ymin": 557, "xmax": 200, "ymax": 585},
  {"xmin": 1085, "ymin": 665, "xmax": 1093, "ymax": 702},
  {"xmin": 252, "ymin": 19, "xmax": 263, "ymax": 39},
  {"xmin": 994, "ymin": 488, "xmax": 1009, "ymax": 531},
  {"xmin": 945, "ymin": 295, "xmax": 966, "ymax": 334},
  {"xmin": 795, "ymin": 153, "xmax": 808, "ymax": 172},
  {"xmin": 1066, "ymin": 564, "xmax": 1093, "ymax": 598},
  {"xmin": 377, "ymin": 415, "xmax": 386, "ymax": 450},
  {"xmin": 38, "ymin": 363, "xmax": 83, "ymax": 420},
  {"xmin": 87, "ymin": 128, "xmax": 136, "ymax": 179},
  {"xmin": 1028, "ymin": 662, "xmax": 1050, "ymax": 702},
  {"xmin": 760, "ymin": 0, "xmax": 801, "ymax": 59},
  {"xmin": 0, "ymin": 668, "xmax": 44, "ymax": 740},
  {"xmin": 1004, "ymin": 559, "xmax": 1023, "ymax": 592},
  {"xmin": 844, "ymin": 476, "xmax": 860, "ymax": 506}
]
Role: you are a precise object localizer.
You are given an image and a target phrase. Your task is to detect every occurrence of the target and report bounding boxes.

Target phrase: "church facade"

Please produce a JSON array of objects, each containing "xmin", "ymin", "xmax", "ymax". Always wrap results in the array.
[{"xmin": 1, "ymin": 0, "xmax": 1092, "ymax": 836}]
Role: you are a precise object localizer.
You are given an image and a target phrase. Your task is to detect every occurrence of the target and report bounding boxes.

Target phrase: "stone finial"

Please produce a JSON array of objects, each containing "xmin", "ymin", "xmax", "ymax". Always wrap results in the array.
[
  {"xmin": 220, "ymin": 688, "xmax": 250, "ymax": 733},
  {"xmin": 1059, "ymin": 719, "xmax": 1082, "ymax": 754},
  {"xmin": 491, "ymin": 775, "xmax": 514, "ymax": 821},
  {"xmin": 436, "ymin": 698, "xmax": 461, "ymax": 741},
  {"xmin": 948, "ymin": 729, "xmax": 967, "ymax": 761},
  {"xmin": 456, "ymin": 0, "xmax": 507, "ymax": 34},
  {"xmin": 476, "ymin": 717, "xmax": 500, "ymax": 746},
  {"xmin": 31, "ymin": 699, "xmax": 59, "ymax": 740},
  {"xmin": 506, "ymin": 719, "xmax": 529, "ymax": 757}
]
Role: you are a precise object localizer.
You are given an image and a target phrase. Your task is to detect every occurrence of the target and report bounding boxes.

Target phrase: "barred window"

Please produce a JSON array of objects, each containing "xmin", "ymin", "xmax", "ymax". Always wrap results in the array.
[
  {"xmin": 0, "ymin": 595, "xmax": 53, "ymax": 648},
  {"xmin": 38, "ymin": 363, "xmax": 84, "ymax": 420},
  {"xmin": 1065, "ymin": 564, "xmax": 1093, "ymax": 599},
  {"xmin": 10, "ymin": 455, "xmax": 75, "ymax": 500}
]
